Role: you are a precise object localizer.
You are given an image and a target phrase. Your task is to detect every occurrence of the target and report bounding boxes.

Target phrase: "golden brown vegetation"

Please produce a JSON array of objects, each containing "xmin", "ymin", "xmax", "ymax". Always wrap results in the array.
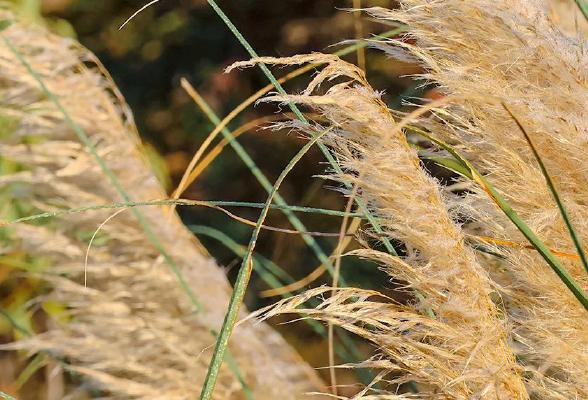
[
  {"xmin": 239, "ymin": 0, "xmax": 588, "ymax": 398},
  {"xmin": 1, "ymin": 0, "xmax": 587, "ymax": 399},
  {"xmin": 0, "ymin": 9, "xmax": 321, "ymax": 399}
]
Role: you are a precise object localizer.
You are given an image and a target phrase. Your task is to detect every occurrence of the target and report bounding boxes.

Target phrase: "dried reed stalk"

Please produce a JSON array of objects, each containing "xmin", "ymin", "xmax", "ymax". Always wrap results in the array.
[
  {"xmin": 367, "ymin": 1, "xmax": 588, "ymax": 398},
  {"xmin": 232, "ymin": 54, "xmax": 527, "ymax": 397},
  {"xmin": 235, "ymin": 0, "xmax": 588, "ymax": 398},
  {"xmin": 0, "ymin": 11, "xmax": 322, "ymax": 399}
]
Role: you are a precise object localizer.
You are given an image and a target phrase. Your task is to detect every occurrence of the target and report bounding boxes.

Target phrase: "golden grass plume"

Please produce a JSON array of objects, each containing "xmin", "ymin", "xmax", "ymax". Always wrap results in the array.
[
  {"xmin": 235, "ymin": 0, "xmax": 588, "ymax": 398},
  {"xmin": 0, "ymin": 11, "xmax": 322, "ymax": 399}
]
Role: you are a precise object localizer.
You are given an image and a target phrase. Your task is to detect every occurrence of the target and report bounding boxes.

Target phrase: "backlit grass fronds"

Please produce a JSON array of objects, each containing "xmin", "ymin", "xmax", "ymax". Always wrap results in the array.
[
  {"xmin": 368, "ymin": 1, "xmax": 588, "ymax": 398},
  {"xmin": 232, "ymin": 54, "xmax": 528, "ymax": 398},
  {"xmin": 0, "ymin": 13, "xmax": 321, "ymax": 399}
]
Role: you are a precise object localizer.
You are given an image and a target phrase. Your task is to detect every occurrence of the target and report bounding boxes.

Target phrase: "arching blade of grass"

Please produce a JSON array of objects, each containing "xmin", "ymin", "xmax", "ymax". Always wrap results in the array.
[
  {"xmin": 188, "ymin": 225, "xmax": 291, "ymax": 291},
  {"xmin": 199, "ymin": 128, "xmax": 331, "ymax": 400},
  {"xmin": 407, "ymin": 126, "xmax": 588, "ymax": 311},
  {"xmin": 2, "ymin": 36, "xmax": 253, "ymax": 397},
  {"xmin": 0, "ymin": 308, "xmax": 30, "ymax": 337},
  {"xmin": 184, "ymin": 83, "xmax": 348, "ymax": 286},
  {"xmin": 210, "ymin": 202, "xmax": 364, "ymax": 218},
  {"xmin": 15, "ymin": 353, "xmax": 47, "ymax": 390},
  {"xmin": 503, "ymin": 103, "xmax": 588, "ymax": 274},
  {"xmin": 203, "ymin": 0, "xmax": 398, "ymax": 257},
  {"xmin": 4, "ymin": 199, "xmax": 364, "ymax": 226},
  {"xmin": 189, "ymin": 224, "xmax": 377, "ymax": 385},
  {"xmin": 575, "ymin": 0, "xmax": 588, "ymax": 21},
  {"xmin": 422, "ymin": 155, "xmax": 473, "ymax": 180},
  {"xmin": 174, "ymin": 27, "xmax": 407, "ymax": 201},
  {"xmin": 8, "ymin": 200, "xmax": 345, "ymax": 238}
]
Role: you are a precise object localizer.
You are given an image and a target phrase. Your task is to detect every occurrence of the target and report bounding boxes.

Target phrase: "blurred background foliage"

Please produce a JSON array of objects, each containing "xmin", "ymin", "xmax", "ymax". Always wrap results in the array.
[{"xmin": 1, "ymin": 0, "xmax": 431, "ymax": 397}]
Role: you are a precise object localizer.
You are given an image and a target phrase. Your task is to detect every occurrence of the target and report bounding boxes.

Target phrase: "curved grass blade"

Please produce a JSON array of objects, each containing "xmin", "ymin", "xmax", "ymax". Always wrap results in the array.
[
  {"xmin": 203, "ymin": 0, "xmax": 398, "ymax": 257},
  {"xmin": 503, "ymin": 102, "xmax": 588, "ymax": 274},
  {"xmin": 199, "ymin": 128, "xmax": 331, "ymax": 400},
  {"xmin": 188, "ymin": 225, "xmax": 290, "ymax": 290},
  {"xmin": 408, "ymin": 126, "xmax": 588, "ymax": 311},
  {"xmin": 15, "ymin": 353, "xmax": 46, "ymax": 390},
  {"xmin": 3, "ymin": 199, "xmax": 365, "ymax": 227},
  {"xmin": 189, "ymin": 224, "xmax": 377, "ymax": 385},
  {"xmin": 422, "ymin": 155, "xmax": 473, "ymax": 179},
  {"xmin": 183, "ymin": 82, "xmax": 348, "ymax": 285},
  {"xmin": 174, "ymin": 27, "xmax": 406, "ymax": 201}
]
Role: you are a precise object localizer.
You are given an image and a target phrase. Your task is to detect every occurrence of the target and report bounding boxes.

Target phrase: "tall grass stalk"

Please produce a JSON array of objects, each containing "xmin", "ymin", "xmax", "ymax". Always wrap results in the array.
[
  {"xmin": 174, "ymin": 26, "xmax": 406, "ymax": 199},
  {"xmin": 199, "ymin": 128, "xmax": 331, "ymax": 399},
  {"xmin": 188, "ymin": 223, "xmax": 375, "ymax": 383},
  {"xmin": 409, "ymin": 126, "xmax": 588, "ymax": 310},
  {"xmin": 4, "ymin": 199, "xmax": 362, "ymax": 226},
  {"xmin": 2, "ymin": 35, "xmax": 203, "ymax": 312},
  {"xmin": 180, "ymin": 80, "xmax": 347, "ymax": 285},
  {"xmin": 503, "ymin": 103, "xmax": 588, "ymax": 274},
  {"xmin": 205, "ymin": 0, "xmax": 399, "ymax": 258},
  {"xmin": 1, "ymin": 29, "xmax": 262, "ymax": 400}
]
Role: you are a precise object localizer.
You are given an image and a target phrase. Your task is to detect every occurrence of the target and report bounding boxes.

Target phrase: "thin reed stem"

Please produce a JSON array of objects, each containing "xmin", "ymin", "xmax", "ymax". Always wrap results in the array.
[{"xmin": 199, "ymin": 128, "xmax": 331, "ymax": 400}]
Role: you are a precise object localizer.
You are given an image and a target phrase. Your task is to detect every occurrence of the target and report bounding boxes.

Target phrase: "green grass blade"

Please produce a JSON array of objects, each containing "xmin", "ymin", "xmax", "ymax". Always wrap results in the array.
[
  {"xmin": 199, "ymin": 129, "xmax": 331, "ymax": 400},
  {"xmin": 0, "ymin": 308, "xmax": 31, "ymax": 337},
  {"xmin": 223, "ymin": 354, "xmax": 254, "ymax": 400},
  {"xmin": 575, "ymin": 0, "xmax": 588, "ymax": 21},
  {"xmin": 204, "ymin": 0, "xmax": 398, "ymax": 257},
  {"xmin": 333, "ymin": 27, "xmax": 408, "ymax": 57},
  {"xmin": 189, "ymin": 224, "xmax": 326, "ymax": 332},
  {"xmin": 190, "ymin": 90, "xmax": 348, "ymax": 286},
  {"xmin": 422, "ymin": 155, "xmax": 473, "ymax": 179},
  {"xmin": 15, "ymin": 354, "xmax": 46, "ymax": 390},
  {"xmin": 5, "ymin": 199, "xmax": 365, "ymax": 226},
  {"xmin": 188, "ymin": 225, "xmax": 289, "ymax": 290},
  {"xmin": 503, "ymin": 103, "xmax": 588, "ymax": 274},
  {"xmin": 190, "ymin": 225, "xmax": 376, "ymax": 384},
  {"xmin": 408, "ymin": 126, "xmax": 588, "ymax": 311},
  {"xmin": 211, "ymin": 201, "xmax": 364, "ymax": 218}
]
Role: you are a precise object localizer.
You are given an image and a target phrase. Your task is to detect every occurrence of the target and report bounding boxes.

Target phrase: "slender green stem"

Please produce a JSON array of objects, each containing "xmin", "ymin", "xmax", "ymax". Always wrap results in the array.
[
  {"xmin": 191, "ymin": 90, "xmax": 347, "ymax": 285},
  {"xmin": 204, "ymin": 0, "xmax": 397, "ymax": 257},
  {"xmin": 199, "ymin": 129, "xmax": 330, "ymax": 400},
  {"xmin": 0, "ymin": 308, "xmax": 30, "ymax": 337},
  {"xmin": 189, "ymin": 225, "xmax": 291, "ymax": 290},
  {"xmin": 5, "ymin": 199, "xmax": 366, "ymax": 226},
  {"xmin": 195, "ymin": 5, "xmax": 404, "ymax": 396},
  {"xmin": 503, "ymin": 103, "xmax": 588, "ymax": 275},
  {"xmin": 16, "ymin": 353, "xmax": 46, "ymax": 390},
  {"xmin": 409, "ymin": 126, "xmax": 588, "ymax": 311},
  {"xmin": 189, "ymin": 224, "xmax": 376, "ymax": 385}
]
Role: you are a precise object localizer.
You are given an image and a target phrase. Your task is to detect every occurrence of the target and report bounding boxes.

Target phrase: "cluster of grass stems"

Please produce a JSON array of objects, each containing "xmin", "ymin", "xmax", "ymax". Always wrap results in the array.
[{"xmin": 1, "ymin": 0, "xmax": 588, "ymax": 398}]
